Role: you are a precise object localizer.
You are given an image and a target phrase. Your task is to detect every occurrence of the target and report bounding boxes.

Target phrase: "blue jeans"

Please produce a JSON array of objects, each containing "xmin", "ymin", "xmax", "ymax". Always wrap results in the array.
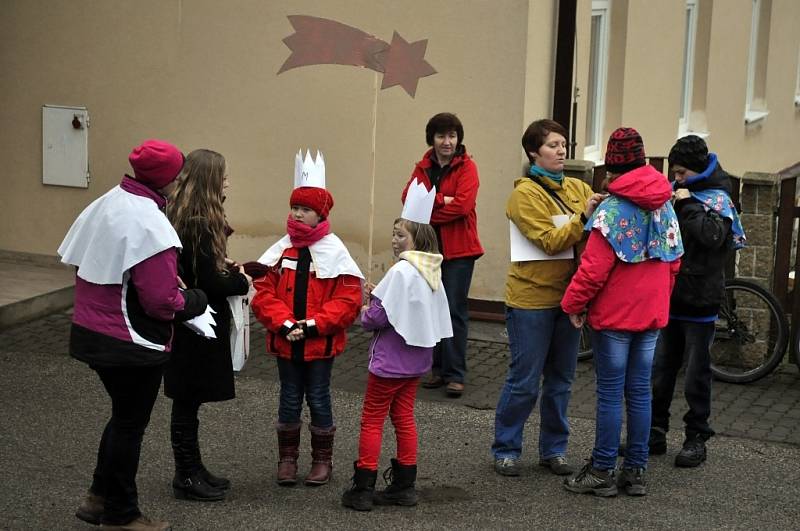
[
  {"xmin": 432, "ymin": 257, "xmax": 476, "ymax": 384},
  {"xmin": 492, "ymin": 307, "xmax": 579, "ymax": 460},
  {"xmin": 276, "ymin": 357, "xmax": 334, "ymax": 428},
  {"xmin": 591, "ymin": 329, "xmax": 660, "ymax": 470}
]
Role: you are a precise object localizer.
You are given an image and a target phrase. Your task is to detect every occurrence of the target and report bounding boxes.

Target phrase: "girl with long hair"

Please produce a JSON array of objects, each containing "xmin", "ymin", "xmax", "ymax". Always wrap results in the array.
[{"xmin": 164, "ymin": 149, "xmax": 252, "ymax": 501}]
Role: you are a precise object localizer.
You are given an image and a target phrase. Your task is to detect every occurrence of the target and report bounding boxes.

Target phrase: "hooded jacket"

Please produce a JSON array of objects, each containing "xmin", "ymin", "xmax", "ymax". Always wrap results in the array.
[
  {"xmin": 361, "ymin": 251, "xmax": 451, "ymax": 378},
  {"xmin": 401, "ymin": 147, "xmax": 484, "ymax": 260},
  {"xmin": 561, "ymin": 165, "xmax": 681, "ymax": 331},
  {"xmin": 670, "ymin": 161, "xmax": 734, "ymax": 318}
]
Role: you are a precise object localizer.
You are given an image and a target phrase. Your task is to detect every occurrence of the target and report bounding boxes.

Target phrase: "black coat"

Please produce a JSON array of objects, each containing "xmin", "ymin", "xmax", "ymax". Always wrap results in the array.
[
  {"xmin": 164, "ymin": 225, "xmax": 250, "ymax": 403},
  {"xmin": 670, "ymin": 163, "xmax": 734, "ymax": 318}
]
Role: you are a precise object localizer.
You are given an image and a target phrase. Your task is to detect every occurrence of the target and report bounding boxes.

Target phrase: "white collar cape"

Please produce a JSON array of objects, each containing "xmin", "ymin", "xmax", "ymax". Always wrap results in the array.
[
  {"xmin": 257, "ymin": 233, "xmax": 364, "ymax": 280},
  {"xmin": 58, "ymin": 185, "xmax": 181, "ymax": 285},
  {"xmin": 371, "ymin": 260, "xmax": 453, "ymax": 348}
]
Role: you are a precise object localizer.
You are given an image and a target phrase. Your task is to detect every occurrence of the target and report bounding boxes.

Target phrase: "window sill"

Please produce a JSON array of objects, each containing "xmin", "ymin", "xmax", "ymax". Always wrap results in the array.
[
  {"xmin": 795, "ymin": 95, "xmax": 800, "ymax": 107},
  {"xmin": 677, "ymin": 130, "xmax": 710, "ymax": 139},
  {"xmin": 744, "ymin": 109, "xmax": 769, "ymax": 125}
]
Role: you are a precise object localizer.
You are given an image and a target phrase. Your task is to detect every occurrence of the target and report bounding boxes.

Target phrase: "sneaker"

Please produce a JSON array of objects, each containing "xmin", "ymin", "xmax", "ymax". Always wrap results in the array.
[
  {"xmin": 616, "ymin": 467, "xmax": 647, "ymax": 496},
  {"xmin": 538, "ymin": 456, "xmax": 575, "ymax": 476},
  {"xmin": 494, "ymin": 457, "xmax": 521, "ymax": 477},
  {"xmin": 563, "ymin": 460, "xmax": 617, "ymax": 497},
  {"xmin": 675, "ymin": 435, "xmax": 707, "ymax": 468}
]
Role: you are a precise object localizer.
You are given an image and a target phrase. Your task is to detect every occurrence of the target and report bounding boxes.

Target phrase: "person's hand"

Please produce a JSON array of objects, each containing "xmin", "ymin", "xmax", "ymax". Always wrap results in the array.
[
  {"xmin": 584, "ymin": 193, "xmax": 608, "ymax": 218},
  {"xmin": 673, "ymin": 188, "xmax": 691, "ymax": 201},
  {"xmin": 361, "ymin": 304, "xmax": 370, "ymax": 313},
  {"xmin": 443, "ymin": 196, "xmax": 455, "ymax": 205},
  {"xmin": 364, "ymin": 282, "xmax": 375, "ymax": 297},
  {"xmin": 177, "ymin": 276, "xmax": 187, "ymax": 289},
  {"xmin": 568, "ymin": 313, "xmax": 586, "ymax": 329},
  {"xmin": 286, "ymin": 327, "xmax": 305, "ymax": 342},
  {"xmin": 238, "ymin": 265, "xmax": 253, "ymax": 286}
]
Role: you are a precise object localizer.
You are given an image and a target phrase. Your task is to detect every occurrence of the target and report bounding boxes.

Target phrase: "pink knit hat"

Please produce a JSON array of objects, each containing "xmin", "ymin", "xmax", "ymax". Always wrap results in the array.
[{"xmin": 128, "ymin": 139, "xmax": 184, "ymax": 189}]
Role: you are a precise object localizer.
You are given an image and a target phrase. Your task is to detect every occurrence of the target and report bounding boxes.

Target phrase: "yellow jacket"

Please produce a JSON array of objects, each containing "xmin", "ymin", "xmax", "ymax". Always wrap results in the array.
[{"xmin": 505, "ymin": 175, "xmax": 594, "ymax": 309}]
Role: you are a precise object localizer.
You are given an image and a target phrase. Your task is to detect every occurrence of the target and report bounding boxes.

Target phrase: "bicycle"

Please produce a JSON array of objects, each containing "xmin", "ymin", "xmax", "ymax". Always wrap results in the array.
[
  {"xmin": 709, "ymin": 278, "xmax": 788, "ymax": 383},
  {"xmin": 576, "ymin": 278, "xmax": 789, "ymax": 384}
]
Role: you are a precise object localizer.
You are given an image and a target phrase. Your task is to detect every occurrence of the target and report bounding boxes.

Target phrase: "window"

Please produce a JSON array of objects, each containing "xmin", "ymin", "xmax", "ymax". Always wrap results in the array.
[
  {"xmin": 584, "ymin": 0, "xmax": 610, "ymax": 160},
  {"xmin": 795, "ymin": 45, "xmax": 800, "ymax": 107},
  {"xmin": 745, "ymin": 0, "xmax": 771, "ymax": 124},
  {"xmin": 679, "ymin": 0, "xmax": 699, "ymax": 135}
]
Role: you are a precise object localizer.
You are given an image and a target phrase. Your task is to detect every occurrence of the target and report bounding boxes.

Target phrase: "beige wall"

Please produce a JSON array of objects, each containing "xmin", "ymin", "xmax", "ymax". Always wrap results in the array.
[
  {"xmin": 0, "ymin": 0, "xmax": 547, "ymax": 302},
  {"xmin": 3, "ymin": 0, "xmax": 800, "ymax": 303}
]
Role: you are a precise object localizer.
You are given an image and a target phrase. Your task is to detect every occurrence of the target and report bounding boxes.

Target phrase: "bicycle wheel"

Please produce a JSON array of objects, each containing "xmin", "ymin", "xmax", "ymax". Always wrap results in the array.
[
  {"xmin": 577, "ymin": 323, "xmax": 593, "ymax": 361},
  {"xmin": 710, "ymin": 279, "xmax": 788, "ymax": 383}
]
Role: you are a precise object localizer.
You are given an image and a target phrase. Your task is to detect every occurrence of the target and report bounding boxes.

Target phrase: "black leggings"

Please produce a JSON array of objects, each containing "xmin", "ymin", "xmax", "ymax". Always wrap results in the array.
[{"xmin": 90, "ymin": 364, "xmax": 164, "ymax": 525}]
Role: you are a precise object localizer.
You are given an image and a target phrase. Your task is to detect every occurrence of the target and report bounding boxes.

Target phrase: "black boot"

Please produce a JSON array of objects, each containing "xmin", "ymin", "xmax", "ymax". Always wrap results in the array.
[
  {"xmin": 171, "ymin": 420, "xmax": 226, "ymax": 502},
  {"xmin": 341, "ymin": 462, "xmax": 377, "ymax": 512},
  {"xmin": 373, "ymin": 458, "xmax": 418, "ymax": 506},
  {"xmin": 200, "ymin": 464, "xmax": 231, "ymax": 491}
]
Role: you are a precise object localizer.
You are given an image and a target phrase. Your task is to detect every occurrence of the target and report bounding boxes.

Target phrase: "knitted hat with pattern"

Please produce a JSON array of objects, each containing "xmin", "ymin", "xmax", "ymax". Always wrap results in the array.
[{"xmin": 605, "ymin": 127, "xmax": 646, "ymax": 175}]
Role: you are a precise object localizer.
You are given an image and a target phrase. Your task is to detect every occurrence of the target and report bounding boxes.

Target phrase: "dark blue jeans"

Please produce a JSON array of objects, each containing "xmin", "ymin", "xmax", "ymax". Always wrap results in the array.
[
  {"xmin": 432, "ymin": 257, "xmax": 476, "ymax": 384},
  {"xmin": 492, "ymin": 307, "xmax": 579, "ymax": 460},
  {"xmin": 277, "ymin": 357, "xmax": 334, "ymax": 428},
  {"xmin": 90, "ymin": 364, "xmax": 164, "ymax": 525},
  {"xmin": 591, "ymin": 329, "xmax": 659, "ymax": 470},
  {"xmin": 651, "ymin": 319, "xmax": 716, "ymax": 441}
]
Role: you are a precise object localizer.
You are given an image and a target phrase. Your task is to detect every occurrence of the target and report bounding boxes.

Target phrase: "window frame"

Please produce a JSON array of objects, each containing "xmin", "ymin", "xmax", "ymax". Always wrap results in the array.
[
  {"xmin": 583, "ymin": 0, "xmax": 611, "ymax": 162},
  {"xmin": 679, "ymin": 0, "xmax": 699, "ymax": 135},
  {"xmin": 745, "ymin": 0, "xmax": 770, "ymax": 124}
]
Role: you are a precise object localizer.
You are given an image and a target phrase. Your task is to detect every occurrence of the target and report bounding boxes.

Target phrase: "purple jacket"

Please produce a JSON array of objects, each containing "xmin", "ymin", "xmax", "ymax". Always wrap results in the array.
[
  {"xmin": 69, "ymin": 176, "xmax": 200, "ymax": 367},
  {"xmin": 361, "ymin": 296, "xmax": 433, "ymax": 378}
]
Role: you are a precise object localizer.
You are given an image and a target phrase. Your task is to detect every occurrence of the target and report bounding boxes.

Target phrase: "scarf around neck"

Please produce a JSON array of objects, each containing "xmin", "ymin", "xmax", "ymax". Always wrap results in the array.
[
  {"xmin": 529, "ymin": 164, "xmax": 564, "ymax": 186},
  {"xmin": 587, "ymin": 196, "xmax": 684, "ymax": 263},
  {"xmin": 286, "ymin": 214, "xmax": 330, "ymax": 248}
]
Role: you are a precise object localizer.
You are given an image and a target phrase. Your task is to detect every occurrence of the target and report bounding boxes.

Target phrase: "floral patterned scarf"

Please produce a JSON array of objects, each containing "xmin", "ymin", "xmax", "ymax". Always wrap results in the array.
[{"xmin": 587, "ymin": 196, "xmax": 684, "ymax": 263}]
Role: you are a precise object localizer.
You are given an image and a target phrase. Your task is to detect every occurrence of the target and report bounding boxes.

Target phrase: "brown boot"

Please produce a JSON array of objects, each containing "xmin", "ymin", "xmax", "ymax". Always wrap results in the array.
[
  {"xmin": 276, "ymin": 422, "xmax": 301, "ymax": 486},
  {"xmin": 75, "ymin": 491, "xmax": 104, "ymax": 525},
  {"xmin": 305, "ymin": 425, "xmax": 335, "ymax": 486},
  {"xmin": 99, "ymin": 514, "xmax": 171, "ymax": 530}
]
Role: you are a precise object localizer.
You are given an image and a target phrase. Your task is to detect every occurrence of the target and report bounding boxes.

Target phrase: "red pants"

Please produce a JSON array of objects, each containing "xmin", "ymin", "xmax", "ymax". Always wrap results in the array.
[{"xmin": 356, "ymin": 373, "xmax": 420, "ymax": 471}]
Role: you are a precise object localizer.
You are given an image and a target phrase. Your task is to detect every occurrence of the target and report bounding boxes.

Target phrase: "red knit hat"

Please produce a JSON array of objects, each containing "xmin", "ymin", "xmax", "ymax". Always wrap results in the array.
[
  {"xmin": 604, "ymin": 127, "xmax": 646, "ymax": 174},
  {"xmin": 290, "ymin": 186, "xmax": 334, "ymax": 218},
  {"xmin": 128, "ymin": 139, "xmax": 184, "ymax": 189}
]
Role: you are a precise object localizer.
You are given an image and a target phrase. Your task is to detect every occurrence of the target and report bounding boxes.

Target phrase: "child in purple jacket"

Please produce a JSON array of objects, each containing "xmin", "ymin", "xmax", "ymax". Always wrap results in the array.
[{"xmin": 341, "ymin": 217, "xmax": 452, "ymax": 511}]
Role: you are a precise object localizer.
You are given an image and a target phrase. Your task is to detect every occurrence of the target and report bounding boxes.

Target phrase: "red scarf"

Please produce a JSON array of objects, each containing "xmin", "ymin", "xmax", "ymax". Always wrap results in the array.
[{"xmin": 286, "ymin": 214, "xmax": 330, "ymax": 248}]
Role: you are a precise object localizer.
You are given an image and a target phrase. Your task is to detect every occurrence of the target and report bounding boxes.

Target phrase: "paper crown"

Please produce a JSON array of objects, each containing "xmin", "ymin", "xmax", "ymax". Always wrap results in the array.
[
  {"xmin": 401, "ymin": 178, "xmax": 435, "ymax": 224},
  {"xmin": 294, "ymin": 149, "xmax": 326, "ymax": 189}
]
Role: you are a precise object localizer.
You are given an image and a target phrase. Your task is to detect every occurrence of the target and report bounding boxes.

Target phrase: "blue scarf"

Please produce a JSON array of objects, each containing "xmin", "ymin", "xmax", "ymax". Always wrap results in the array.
[
  {"xmin": 529, "ymin": 164, "xmax": 564, "ymax": 186},
  {"xmin": 586, "ymin": 196, "xmax": 684, "ymax": 263},
  {"xmin": 673, "ymin": 154, "xmax": 746, "ymax": 250}
]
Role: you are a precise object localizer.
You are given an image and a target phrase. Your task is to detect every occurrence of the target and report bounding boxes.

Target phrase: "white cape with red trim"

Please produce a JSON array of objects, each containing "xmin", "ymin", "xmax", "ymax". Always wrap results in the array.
[
  {"xmin": 58, "ymin": 186, "xmax": 181, "ymax": 285},
  {"xmin": 257, "ymin": 233, "xmax": 364, "ymax": 280}
]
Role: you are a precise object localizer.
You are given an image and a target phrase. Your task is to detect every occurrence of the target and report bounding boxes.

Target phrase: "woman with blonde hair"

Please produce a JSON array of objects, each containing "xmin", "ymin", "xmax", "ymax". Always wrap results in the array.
[{"xmin": 164, "ymin": 149, "xmax": 252, "ymax": 501}]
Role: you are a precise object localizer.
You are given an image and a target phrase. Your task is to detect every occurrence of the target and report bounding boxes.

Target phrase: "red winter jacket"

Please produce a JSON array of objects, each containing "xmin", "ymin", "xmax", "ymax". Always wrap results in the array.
[
  {"xmin": 251, "ymin": 247, "xmax": 362, "ymax": 361},
  {"xmin": 402, "ymin": 147, "xmax": 484, "ymax": 260},
  {"xmin": 561, "ymin": 166, "xmax": 681, "ymax": 331}
]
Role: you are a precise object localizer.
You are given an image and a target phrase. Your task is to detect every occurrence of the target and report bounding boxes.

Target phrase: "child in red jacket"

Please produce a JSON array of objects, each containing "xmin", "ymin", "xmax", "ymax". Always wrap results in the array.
[{"xmin": 252, "ymin": 151, "xmax": 363, "ymax": 488}]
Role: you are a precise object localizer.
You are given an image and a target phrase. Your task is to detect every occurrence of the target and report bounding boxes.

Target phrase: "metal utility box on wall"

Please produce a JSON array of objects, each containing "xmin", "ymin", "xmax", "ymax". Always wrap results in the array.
[{"xmin": 42, "ymin": 105, "xmax": 89, "ymax": 188}]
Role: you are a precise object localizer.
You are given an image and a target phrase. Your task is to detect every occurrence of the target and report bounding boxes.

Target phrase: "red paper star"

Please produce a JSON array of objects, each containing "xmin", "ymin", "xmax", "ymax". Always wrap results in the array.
[{"xmin": 377, "ymin": 32, "xmax": 437, "ymax": 97}]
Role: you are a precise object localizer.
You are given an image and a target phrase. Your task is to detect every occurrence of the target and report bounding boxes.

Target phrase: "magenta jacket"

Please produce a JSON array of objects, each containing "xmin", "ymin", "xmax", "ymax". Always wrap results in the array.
[
  {"xmin": 361, "ymin": 296, "xmax": 433, "ymax": 378},
  {"xmin": 69, "ymin": 176, "xmax": 205, "ymax": 367}
]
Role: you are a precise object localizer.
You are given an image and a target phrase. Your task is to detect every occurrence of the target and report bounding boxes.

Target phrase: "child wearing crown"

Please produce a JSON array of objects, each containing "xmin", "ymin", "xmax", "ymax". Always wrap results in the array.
[
  {"xmin": 251, "ymin": 151, "xmax": 363, "ymax": 488},
  {"xmin": 341, "ymin": 179, "xmax": 453, "ymax": 512}
]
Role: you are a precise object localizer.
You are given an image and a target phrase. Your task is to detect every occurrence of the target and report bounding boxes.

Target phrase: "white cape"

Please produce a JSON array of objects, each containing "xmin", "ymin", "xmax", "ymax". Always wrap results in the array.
[
  {"xmin": 58, "ymin": 186, "xmax": 182, "ymax": 285},
  {"xmin": 372, "ymin": 260, "xmax": 453, "ymax": 348},
  {"xmin": 257, "ymin": 233, "xmax": 364, "ymax": 280}
]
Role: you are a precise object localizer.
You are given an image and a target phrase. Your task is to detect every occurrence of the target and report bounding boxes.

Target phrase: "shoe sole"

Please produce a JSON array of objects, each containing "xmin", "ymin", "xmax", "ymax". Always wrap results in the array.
[
  {"xmin": 277, "ymin": 478, "xmax": 298, "ymax": 486},
  {"xmin": 342, "ymin": 500, "xmax": 373, "ymax": 511},
  {"xmin": 538, "ymin": 462, "xmax": 574, "ymax": 476},
  {"xmin": 75, "ymin": 510, "xmax": 101, "ymax": 526},
  {"xmin": 304, "ymin": 479, "xmax": 330, "ymax": 486},
  {"xmin": 173, "ymin": 488, "xmax": 225, "ymax": 502},
  {"xmin": 623, "ymin": 484, "xmax": 647, "ymax": 496},
  {"xmin": 675, "ymin": 454, "xmax": 706, "ymax": 468},
  {"xmin": 563, "ymin": 484, "xmax": 618, "ymax": 497}
]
